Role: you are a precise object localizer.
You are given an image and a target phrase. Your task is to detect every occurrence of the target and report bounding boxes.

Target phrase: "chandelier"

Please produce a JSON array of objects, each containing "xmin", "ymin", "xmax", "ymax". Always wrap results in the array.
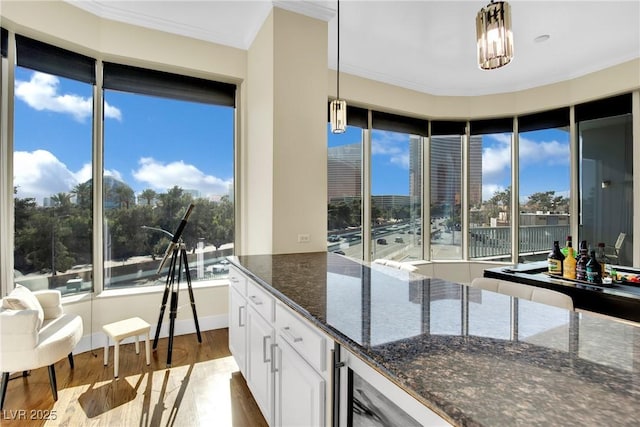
[{"xmin": 476, "ymin": 1, "xmax": 513, "ymax": 70}]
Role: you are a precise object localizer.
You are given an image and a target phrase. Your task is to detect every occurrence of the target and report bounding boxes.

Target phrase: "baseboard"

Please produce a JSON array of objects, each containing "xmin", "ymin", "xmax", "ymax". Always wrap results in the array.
[{"xmin": 74, "ymin": 313, "xmax": 229, "ymax": 354}]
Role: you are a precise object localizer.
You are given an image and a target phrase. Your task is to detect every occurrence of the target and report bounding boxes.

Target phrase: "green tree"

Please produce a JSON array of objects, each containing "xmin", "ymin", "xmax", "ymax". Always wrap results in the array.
[
  {"xmin": 524, "ymin": 190, "xmax": 569, "ymax": 213},
  {"xmin": 72, "ymin": 182, "xmax": 92, "ymax": 210},
  {"xmin": 140, "ymin": 189, "xmax": 158, "ymax": 206}
]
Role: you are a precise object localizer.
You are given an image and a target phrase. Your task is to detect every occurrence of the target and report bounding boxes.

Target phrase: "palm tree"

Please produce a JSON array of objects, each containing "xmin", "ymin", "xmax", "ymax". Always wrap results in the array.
[{"xmin": 140, "ymin": 189, "xmax": 157, "ymax": 206}]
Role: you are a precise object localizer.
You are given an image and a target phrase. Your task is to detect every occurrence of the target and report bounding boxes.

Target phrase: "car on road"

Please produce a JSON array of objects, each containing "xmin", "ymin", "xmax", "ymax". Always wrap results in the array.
[
  {"xmin": 395, "ymin": 237, "xmax": 404, "ymax": 243},
  {"xmin": 376, "ymin": 238, "xmax": 387, "ymax": 245}
]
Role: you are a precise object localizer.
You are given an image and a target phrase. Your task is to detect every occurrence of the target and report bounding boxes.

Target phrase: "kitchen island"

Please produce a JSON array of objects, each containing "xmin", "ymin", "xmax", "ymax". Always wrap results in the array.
[{"xmin": 228, "ymin": 252, "xmax": 640, "ymax": 426}]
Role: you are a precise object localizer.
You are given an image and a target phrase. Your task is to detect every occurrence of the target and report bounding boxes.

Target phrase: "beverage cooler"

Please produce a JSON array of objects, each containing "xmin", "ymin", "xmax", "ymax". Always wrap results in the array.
[{"xmin": 333, "ymin": 344, "xmax": 450, "ymax": 427}]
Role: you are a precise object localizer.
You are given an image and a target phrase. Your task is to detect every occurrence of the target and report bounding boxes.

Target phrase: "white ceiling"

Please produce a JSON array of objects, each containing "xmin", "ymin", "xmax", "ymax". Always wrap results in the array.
[{"xmin": 66, "ymin": 0, "xmax": 640, "ymax": 96}]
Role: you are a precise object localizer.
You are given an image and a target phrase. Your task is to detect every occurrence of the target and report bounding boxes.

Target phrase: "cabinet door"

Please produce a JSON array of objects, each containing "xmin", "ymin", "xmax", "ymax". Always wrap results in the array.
[
  {"xmin": 275, "ymin": 339, "xmax": 325, "ymax": 427},
  {"xmin": 229, "ymin": 286, "xmax": 247, "ymax": 375},
  {"xmin": 247, "ymin": 307, "xmax": 274, "ymax": 425}
]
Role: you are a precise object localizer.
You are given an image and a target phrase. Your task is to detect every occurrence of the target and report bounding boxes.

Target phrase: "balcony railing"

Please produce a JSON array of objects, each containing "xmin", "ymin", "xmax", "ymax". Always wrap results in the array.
[{"xmin": 469, "ymin": 225, "xmax": 570, "ymax": 259}]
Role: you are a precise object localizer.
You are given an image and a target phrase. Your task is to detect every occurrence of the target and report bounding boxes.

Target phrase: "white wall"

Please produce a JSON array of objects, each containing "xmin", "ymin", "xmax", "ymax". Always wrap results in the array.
[{"xmin": 64, "ymin": 284, "xmax": 229, "ymax": 354}]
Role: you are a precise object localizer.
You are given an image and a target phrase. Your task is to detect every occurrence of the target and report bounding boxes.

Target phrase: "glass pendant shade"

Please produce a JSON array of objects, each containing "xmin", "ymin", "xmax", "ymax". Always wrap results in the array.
[
  {"xmin": 476, "ymin": 1, "xmax": 513, "ymax": 70},
  {"xmin": 330, "ymin": 99, "xmax": 347, "ymax": 134}
]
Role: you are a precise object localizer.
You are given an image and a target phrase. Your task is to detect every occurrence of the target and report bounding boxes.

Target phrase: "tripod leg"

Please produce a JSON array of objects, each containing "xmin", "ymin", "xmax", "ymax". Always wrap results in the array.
[
  {"xmin": 166, "ymin": 245, "xmax": 187, "ymax": 367},
  {"xmin": 181, "ymin": 249, "xmax": 202, "ymax": 343},
  {"xmin": 153, "ymin": 250, "xmax": 178, "ymax": 350},
  {"xmin": 167, "ymin": 289, "xmax": 178, "ymax": 367}
]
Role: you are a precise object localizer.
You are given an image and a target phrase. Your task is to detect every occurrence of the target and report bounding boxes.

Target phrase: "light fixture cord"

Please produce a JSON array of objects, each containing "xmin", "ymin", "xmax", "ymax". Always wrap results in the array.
[{"xmin": 336, "ymin": 0, "xmax": 340, "ymax": 100}]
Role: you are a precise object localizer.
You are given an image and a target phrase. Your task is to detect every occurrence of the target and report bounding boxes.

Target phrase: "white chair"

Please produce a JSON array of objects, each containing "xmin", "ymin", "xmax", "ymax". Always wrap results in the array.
[
  {"xmin": 470, "ymin": 277, "xmax": 574, "ymax": 310},
  {"xmin": 0, "ymin": 285, "xmax": 83, "ymax": 409},
  {"xmin": 605, "ymin": 232, "xmax": 626, "ymax": 264}
]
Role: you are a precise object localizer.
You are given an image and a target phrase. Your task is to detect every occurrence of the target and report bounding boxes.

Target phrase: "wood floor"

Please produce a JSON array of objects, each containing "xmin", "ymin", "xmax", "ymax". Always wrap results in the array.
[{"xmin": 1, "ymin": 329, "xmax": 268, "ymax": 427}]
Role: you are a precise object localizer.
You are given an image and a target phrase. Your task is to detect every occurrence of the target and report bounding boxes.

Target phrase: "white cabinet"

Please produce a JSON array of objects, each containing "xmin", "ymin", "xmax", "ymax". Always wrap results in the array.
[
  {"xmin": 228, "ymin": 267, "xmax": 331, "ymax": 427},
  {"xmin": 246, "ymin": 306, "xmax": 274, "ymax": 425},
  {"xmin": 275, "ymin": 338, "xmax": 325, "ymax": 427},
  {"xmin": 273, "ymin": 301, "xmax": 328, "ymax": 427},
  {"xmin": 228, "ymin": 269, "xmax": 247, "ymax": 376},
  {"xmin": 229, "ymin": 286, "xmax": 247, "ymax": 375}
]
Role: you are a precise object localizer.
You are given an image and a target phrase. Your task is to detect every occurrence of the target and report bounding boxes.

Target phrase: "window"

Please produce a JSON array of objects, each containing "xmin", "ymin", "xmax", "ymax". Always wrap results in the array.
[
  {"xmin": 370, "ymin": 112, "xmax": 425, "ymax": 262},
  {"xmin": 102, "ymin": 63, "xmax": 236, "ymax": 289},
  {"xmin": 13, "ymin": 36, "xmax": 95, "ymax": 294},
  {"xmin": 327, "ymin": 106, "xmax": 365, "ymax": 260},
  {"xmin": 577, "ymin": 94, "xmax": 633, "ymax": 265},
  {"xmin": 430, "ymin": 121, "xmax": 465, "ymax": 260},
  {"xmin": 469, "ymin": 118, "xmax": 513, "ymax": 261},
  {"xmin": 518, "ymin": 108, "xmax": 570, "ymax": 262}
]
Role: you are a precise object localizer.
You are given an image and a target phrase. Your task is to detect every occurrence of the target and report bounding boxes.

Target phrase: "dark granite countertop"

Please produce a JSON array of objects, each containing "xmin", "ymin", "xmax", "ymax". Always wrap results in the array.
[{"xmin": 228, "ymin": 252, "xmax": 640, "ymax": 427}]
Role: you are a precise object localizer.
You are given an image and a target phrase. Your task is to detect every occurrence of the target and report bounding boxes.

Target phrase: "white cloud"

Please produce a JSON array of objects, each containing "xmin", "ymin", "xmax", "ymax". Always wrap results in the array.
[
  {"xmin": 481, "ymin": 133, "xmax": 570, "ymax": 191},
  {"xmin": 15, "ymin": 71, "xmax": 122, "ymax": 121},
  {"xmin": 104, "ymin": 169, "xmax": 124, "ymax": 182},
  {"xmin": 372, "ymin": 131, "xmax": 410, "ymax": 169},
  {"xmin": 132, "ymin": 157, "xmax": 232, "ymax": 198},
  {"xmin": 14, "ymin": 150, "xmax": 78, "ymax": 203},
  {"xmin": 74, "ymin": 163, "xmax": 92, "ymax": 184},
  {"xmin": 519, "ymin": 135, "xmax": 569, "ymax": 166},
  {"xmin": 482, "ymin": 139, "xmax": 511, "ymax": 178},
  {"xmin": 482, "ymin": 133, "xmax": 569, "ymax": 179},
  {"xmin": 482, "ymin": 183, "xmax": 506, "ymax": 201}
]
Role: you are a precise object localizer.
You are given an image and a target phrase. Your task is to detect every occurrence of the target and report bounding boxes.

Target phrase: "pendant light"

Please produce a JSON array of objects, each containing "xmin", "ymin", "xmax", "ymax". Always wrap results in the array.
[
  {"xmin": 330, "ymin": 0, "xmax": 346, "ymax": 133},
  {"xmin": 476, "ymin": 0, "xmax": 513, "ymax": 70}
]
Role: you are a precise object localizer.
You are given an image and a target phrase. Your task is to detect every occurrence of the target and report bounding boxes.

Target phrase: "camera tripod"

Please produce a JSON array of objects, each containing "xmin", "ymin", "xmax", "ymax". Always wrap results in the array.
[{"xmin": 153, "ymin": 241, "xmax": 202, "ymax": 367}]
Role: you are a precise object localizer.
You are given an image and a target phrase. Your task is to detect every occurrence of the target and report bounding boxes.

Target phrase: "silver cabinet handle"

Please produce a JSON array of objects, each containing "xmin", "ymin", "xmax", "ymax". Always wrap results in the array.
[
  {"xmin": 263, "ymin": 335, "xmax": 272, "ymax": 363},
  {"xmin": 238, "ymin": 305, "xmax": 245, "ymax": 327},
  {"xmin": 281, "ymin": 326, "xmax": 303, "ymax": 343},
  {"xmin": 249, "ymin": 295, "xmax": 263, "ymax": 305},
  {"xmin": 270, "ymin": 343, "xmax": 278, "ymax": 373}
]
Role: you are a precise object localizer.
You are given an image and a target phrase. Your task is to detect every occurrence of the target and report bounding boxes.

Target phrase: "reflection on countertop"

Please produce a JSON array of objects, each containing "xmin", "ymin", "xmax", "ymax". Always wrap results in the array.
[{"xmin": 229, "ymin": 252, "xmax": 640, "ymax": 426}]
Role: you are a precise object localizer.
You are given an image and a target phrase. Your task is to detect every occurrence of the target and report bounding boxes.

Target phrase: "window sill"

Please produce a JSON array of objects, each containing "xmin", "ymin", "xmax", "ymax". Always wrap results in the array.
[{"xmin": 61, "ymin": 278, "xmax": 229, "ymax": 303}]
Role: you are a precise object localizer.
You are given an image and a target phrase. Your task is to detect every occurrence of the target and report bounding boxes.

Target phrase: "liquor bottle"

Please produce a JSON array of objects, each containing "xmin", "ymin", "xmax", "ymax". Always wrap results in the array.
[
  {"xmin": 575, "ymin": 240, "xmax": 587, "ymax": 260},
  {"xmin": 586, "ymin": 250, "xmax": 602, "ymax": 284},
  {"xmin": 560, "ymin": 235, "xmax": 572, "ymax": 257},
  {"xmin": 596, "ymin": 242, "xmax": 609, "ymax": 277},
  {"xmin": 575, "ymin": 240, "xmax": 589, "ymax": 281},
  {"xmin": 548, "ymin": 241, "xmax": 565, "ymax": 276},
  {"xmin": 562, "ymin": 244, "xmax": 576, "ymax": 280}
]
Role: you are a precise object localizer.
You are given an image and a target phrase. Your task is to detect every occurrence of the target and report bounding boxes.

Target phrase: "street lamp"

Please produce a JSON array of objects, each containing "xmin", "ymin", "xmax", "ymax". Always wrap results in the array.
[{"xmin": 141, "ymin": 225, "xmax": 174, "ymax": 239}]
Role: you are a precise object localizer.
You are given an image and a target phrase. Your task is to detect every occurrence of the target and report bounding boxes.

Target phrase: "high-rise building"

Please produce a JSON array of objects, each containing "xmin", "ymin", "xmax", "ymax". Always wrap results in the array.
[
  {"xmin": 429, "ymin": 135, "xmax": 483, "ymax": 208},
  {"xmin": 328, "ymin": 143, "xmax": 361, "ymax": 202},
  {"xmin": 468, "ymin": 135, "xmax": 483, "ymax": 206},
  {"xmin": 409, "ymin": 136, "xmax": 422, "ymax": 203}
]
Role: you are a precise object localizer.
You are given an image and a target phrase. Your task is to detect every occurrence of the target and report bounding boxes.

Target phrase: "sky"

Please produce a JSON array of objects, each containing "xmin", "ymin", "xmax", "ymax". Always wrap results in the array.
[
  {"xmin": 13, "ymin": 66, "xmax": 569, "ymax": 207},
  {"xmin": 13, "ymin": 67, "xmax": 234, "ymax": 205},
  {"xmin": 329, "ymin": 123, "xmax": 570, "ymax": 203}
]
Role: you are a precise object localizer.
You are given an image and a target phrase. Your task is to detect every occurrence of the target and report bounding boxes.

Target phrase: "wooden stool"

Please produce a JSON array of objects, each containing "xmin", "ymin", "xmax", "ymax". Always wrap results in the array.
[{"xmin": 103, "ymin": 317, "xmax": 151, "ymax": 378}]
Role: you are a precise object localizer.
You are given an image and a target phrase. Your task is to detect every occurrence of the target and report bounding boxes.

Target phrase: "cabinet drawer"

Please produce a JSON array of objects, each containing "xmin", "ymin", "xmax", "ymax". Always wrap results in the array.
[
  {"xmin": 228, "ymin": 265, "xmax": 247, "ymax": 296},
  {"xmin": 246, "ymin": 279, "xmax": 275, "ymax": 322},
  {"xmin": 276, "ymin": 303, "xmax": 326, "ymax": 373}
]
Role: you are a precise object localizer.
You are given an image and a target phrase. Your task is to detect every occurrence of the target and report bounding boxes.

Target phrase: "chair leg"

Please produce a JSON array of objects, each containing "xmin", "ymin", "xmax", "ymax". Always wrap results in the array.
[
  {"xmin": 1, "ymin": 372, "xmax": 9, "ymax": 410},
  {"xmin": 47, "ymin": 365, "xmax": 58, "ymax": 402},
  {"xmin": 68, "ymin": 352, "xmax": 74, "ymax": 369}
]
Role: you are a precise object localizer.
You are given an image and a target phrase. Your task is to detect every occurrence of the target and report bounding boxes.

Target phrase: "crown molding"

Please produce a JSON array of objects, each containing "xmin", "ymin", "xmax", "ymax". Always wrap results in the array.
[
  {"xmin": 64, "ymin": 0, "xmax": 251, "ymax": 49},
  {"xmin": 272, "ymin": 0, "xmax": 335, "ymax": 22}
]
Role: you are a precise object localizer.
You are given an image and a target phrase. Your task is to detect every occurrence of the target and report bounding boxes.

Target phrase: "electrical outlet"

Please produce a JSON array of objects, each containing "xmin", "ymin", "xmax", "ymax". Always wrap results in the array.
[{"xmin": 297, "ymin": 234, "xmax": 310, "ymax": 243}]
